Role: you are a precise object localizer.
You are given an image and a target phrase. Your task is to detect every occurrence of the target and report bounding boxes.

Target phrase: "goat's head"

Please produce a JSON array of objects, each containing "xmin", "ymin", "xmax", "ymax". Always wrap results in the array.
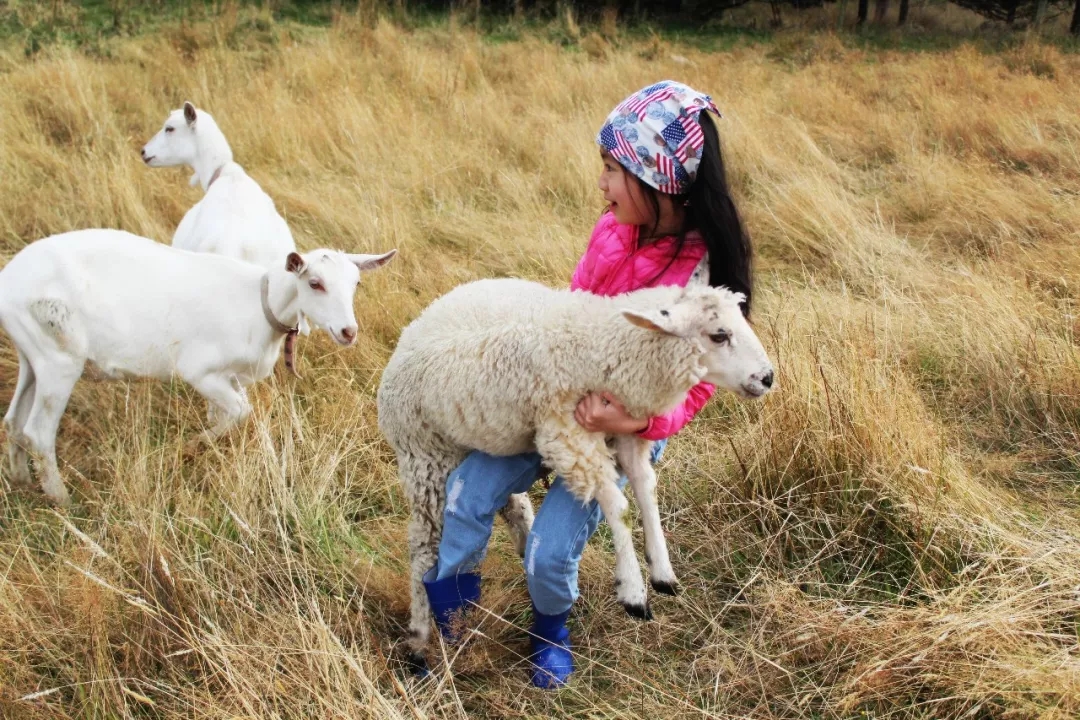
[
  {"xmin": 283, "ymin": 249, "xmax": 397, "ymax": 347},
  {"xmin": 622, "ymin": 285, "xmax": 775, "ymax": 400},
  {"xmin": 141, "ymin": 101, "xmax": 216, "ymax": 168}
]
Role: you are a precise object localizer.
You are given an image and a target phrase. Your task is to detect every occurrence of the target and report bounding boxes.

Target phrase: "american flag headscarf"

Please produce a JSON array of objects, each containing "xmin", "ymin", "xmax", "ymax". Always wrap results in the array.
[{"xmin": 596, "ymin": 80, "xmax": 721, "ymax": 195}]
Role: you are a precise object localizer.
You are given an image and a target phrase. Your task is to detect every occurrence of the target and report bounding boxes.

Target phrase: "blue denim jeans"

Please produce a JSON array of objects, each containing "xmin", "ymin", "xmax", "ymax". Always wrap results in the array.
[{"xmin": 429, "ymin": 439, "xmax": 667, "ymax": 616}]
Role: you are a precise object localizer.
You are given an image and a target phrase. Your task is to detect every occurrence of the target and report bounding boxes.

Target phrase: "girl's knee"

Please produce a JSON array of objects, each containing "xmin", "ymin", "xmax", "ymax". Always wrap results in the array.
[{"xmin": 524, "ymin": 521, "xmax": 588, "ymax": 586}]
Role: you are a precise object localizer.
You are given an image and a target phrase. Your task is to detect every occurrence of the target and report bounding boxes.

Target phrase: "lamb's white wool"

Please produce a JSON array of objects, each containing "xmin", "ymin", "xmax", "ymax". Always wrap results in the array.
[
  {"xmin": 0, "ymin": 228, "xmax": 395, "ymax": 504},
  {"xmin": 377, "ymin": 278, "xmax": 774, "ymax": 664},
  {"xmin": 141, "ymin": 101, "xmax": 297, "ymax": 273}
]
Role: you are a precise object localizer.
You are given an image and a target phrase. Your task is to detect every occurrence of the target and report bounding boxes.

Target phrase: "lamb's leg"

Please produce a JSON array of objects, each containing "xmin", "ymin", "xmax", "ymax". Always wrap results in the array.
[
  {"xmin": 616, "ymin": 436, "xmax": 678, "ymax": 595},
  {"xmin": 399, "ymin": 452, "xmax": 460, "ymax": 671},
  {"xmin": 499, "ymin": 492, "xmax": 534, "ymax": 558},
  {"xmin": 535, "ymin": 421, "xmax": 651, "ymax": 620},
  {"xmin": 4, "ymin": 350, "xmax": 36, "ymax": 488},
  {"xmin": 21, "ymin": 357, "xmax": 83, "ymax": 505}
]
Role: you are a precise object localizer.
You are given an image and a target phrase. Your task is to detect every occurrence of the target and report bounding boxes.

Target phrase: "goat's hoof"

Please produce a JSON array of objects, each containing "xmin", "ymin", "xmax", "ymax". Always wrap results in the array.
[
  {"xmin": 405, "ymin": 651, "xmax": 430, "ymax": 678},
  {"xmin": 45, "ymin": 492, "xmax": 72, "ymax": 507},
  {"xmin": 651, "ymin": 579, "xmax": 680, "ymax": 596},
  {"xmin": 621, "ymin": 602, "xmax": 653, "ymax": 621}
]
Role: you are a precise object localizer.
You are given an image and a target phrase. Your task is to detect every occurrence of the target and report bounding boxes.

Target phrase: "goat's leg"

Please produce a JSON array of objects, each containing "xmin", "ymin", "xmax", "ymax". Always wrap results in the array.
[
  {"xmin": 4, "ymin": 350, "xmax": 36, "ymax": 488},
  {"xmin": 616, "ymin": 436, "xmax": 678, "ymax": 595},
  {"xmin": 21, "ymin": 358, "xmax": 83, "ymax": 505},
  {"xmin": 187, "ymin": 374, "xmax": 252, "ymax": 450},
  {"xmin": 499, "ymin": 492, "xmax": 534, "ymax": 558},
  {"xmin": 535, "ymin": 420, "xmax": 651, "ymax": 620}
]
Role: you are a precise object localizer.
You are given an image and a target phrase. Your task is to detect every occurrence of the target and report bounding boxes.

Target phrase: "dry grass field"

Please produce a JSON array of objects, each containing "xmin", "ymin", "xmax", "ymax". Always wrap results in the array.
[{"xmin": 1, "ymin": 6, "xmax": 1079, "ymax": 718}]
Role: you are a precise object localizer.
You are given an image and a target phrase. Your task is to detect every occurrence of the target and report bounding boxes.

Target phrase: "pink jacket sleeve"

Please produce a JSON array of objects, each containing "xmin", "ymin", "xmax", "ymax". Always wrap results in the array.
[
  {"xmin": 638, "ymin": 381, "xmax": 716, "ymax": 441},
  {"xmin": 569, "ymin": 233, "xmax": 598, "ymax": 291}
]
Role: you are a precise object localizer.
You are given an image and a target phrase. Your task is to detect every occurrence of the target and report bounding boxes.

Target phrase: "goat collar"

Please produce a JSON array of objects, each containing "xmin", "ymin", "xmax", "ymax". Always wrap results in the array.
[
  {"xmin": 260, "ymin": 273, "xmax": 302, "ymax": 379},
  {"xmin": 206, "ymin": 165, "xmax": 224, "ymax": 190}
]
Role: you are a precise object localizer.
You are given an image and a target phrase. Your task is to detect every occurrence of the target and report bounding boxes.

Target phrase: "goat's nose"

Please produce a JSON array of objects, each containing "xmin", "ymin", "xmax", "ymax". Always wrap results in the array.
[
  {"xmin": 760, "ymin": 370, "xmax": 774, "ymax": 389},
  {"xmin": 140, "ymin": 148, "xmax": 146, "ymax": 159},
  {"xmin": 341, "ymin": 326, "xmax": 357, "ymax": 342}
]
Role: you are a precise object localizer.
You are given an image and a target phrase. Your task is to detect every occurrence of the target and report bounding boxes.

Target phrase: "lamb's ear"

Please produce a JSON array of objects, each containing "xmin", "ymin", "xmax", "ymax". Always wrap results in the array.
[
  {"xmin": 183, "ymin": 101, "xmax": 197, "ymax": 127},
  {"xmin": 622, "ymin": 309, "xmax": 678, "ymax": 336},
  {"xmin": 285, "ymin": 252, "xmax": 307, "ymax": 275},
  {"xmin": 349, "ymin": 249, "xmax": 397, "ymax": 271}
]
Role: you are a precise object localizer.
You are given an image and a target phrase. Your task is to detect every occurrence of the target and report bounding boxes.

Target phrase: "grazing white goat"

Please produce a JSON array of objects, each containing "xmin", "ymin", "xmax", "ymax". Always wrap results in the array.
[
  {"xmin": 0, "ymin": 229, "xmax": 395, "ymax": 504},
  {"xmin": 377, "ymin": 278, "xmax": 774, "ymax": 664},
  {"xmin": 141, "ymin": 101, "xmax": 297, "ymax": 272}
]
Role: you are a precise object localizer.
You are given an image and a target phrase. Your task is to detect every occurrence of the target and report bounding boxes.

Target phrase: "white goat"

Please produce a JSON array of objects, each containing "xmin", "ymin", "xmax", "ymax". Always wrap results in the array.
[
  {"xmin": 0, "ymin": 229, "xmax": 395, "ymax": 504},
  {"xmin": 141, "ymin": 101, "xmax": 297, "ymax": 272},
  {"xmin": 377, "ymin": 278, "xmax": 774, "ymax": 665}
]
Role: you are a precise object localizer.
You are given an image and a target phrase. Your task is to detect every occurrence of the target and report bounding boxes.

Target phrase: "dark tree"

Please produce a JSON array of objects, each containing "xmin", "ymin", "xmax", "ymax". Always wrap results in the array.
[
  {"xmin": 898, "ymin": 0, "xmax": 909, "ymax": 24},
  {"xmin": 857, "ymin": 0, "xmax": 869, "ymax": 23},
  {"xmin": 1072, "ymin": 0, "xmax": 1080, "ymax": 34},
  {"xmin": 950, "ymin": 0, "xmax": 1070, "ymax": 23}
]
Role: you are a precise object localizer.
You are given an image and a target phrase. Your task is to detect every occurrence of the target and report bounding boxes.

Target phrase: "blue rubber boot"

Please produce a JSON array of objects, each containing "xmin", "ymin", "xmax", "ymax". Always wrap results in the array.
[
  {"xmin": 529, "ymin": 605, "xmax": 573, "ymax": 689},
  {"xmin": 424, "ymin": 572, "xmax": 481, "ymax": 643}
]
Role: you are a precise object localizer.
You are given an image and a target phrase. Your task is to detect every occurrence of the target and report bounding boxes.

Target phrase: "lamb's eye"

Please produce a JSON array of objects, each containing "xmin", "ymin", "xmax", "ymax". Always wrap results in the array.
[
  {"xmin": 165, "ymin": 127, "xmax": 174, "ymax": 134},
  {"xmin": 309, "ymin": 279, "xmax": 325, "ymax": 292},
  {"xmin": 709, "ymin": 330, "xmax": 731, "ymax": 345}
]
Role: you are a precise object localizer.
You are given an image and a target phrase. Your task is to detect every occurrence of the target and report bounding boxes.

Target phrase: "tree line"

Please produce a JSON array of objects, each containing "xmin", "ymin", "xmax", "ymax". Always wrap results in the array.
[{"xmin": 416, "ymin": 0, "xmax": 1080, "ymax": 33}]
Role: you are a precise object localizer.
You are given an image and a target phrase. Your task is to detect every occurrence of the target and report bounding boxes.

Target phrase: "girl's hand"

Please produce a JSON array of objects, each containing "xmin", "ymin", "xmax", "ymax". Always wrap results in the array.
[{"xmin": 574, "ymin": 392, "xmax": 649, "ymax": 435}]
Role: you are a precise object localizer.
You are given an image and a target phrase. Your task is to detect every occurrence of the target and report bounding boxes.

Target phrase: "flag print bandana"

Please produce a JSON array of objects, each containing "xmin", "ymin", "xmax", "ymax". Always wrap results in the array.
[{"xmin": 596, "ymin": 80, "xmax": 722, "ymax": 195}]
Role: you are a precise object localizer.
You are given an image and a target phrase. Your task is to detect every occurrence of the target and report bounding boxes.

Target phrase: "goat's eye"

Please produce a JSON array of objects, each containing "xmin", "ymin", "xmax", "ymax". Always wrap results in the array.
[
  {"xmin": 709, "ymin": 330, "xmax": 731, "ymax": 345},
  {"xmin": 309, "ymin": 279, "xmax": 325, "ymax": 292},
  {"xmin": 165, "ymin": 127, "xmax": 174, "ymax": 134}
]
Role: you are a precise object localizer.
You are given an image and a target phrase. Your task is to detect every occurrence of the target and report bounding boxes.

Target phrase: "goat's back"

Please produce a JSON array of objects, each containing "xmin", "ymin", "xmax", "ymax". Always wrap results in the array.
[
  {"xmin": 173, "ymin": 163, "xmax": 296, "ymax": 269},
  {"xmin": 0, "ymin": 229, "xmax": 266, "ymax": 378}
]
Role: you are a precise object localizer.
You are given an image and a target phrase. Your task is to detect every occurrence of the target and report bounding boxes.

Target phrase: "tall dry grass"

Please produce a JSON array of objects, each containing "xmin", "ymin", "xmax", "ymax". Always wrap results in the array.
[{"xmin": 1, "ymin": 12, "xmax": 1079, "ymax": 719}]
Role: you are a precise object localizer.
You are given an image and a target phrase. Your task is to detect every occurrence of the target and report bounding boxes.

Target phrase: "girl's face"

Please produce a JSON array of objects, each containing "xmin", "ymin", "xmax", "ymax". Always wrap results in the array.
[{"xmin": 598, "ymin": 151, "xmax": 654, "ymax": 227}]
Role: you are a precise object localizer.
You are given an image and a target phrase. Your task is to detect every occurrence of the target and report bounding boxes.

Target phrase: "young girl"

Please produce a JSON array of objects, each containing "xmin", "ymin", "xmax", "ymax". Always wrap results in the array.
[{"xmin": 421, "ymin": 80, "xmax": 753, "ymax": 688}]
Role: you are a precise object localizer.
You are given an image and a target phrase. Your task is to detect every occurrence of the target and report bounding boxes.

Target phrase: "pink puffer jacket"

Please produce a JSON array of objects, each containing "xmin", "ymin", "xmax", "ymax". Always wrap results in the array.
[{"xmin": 570, "ymin": 211, "xmax": 716, "ymax": 441}]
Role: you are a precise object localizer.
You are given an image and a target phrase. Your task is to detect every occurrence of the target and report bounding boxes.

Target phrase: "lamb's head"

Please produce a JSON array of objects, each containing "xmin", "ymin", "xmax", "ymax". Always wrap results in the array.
[
  {"xmin": 283, "ymin": 248, "xmax": 397, "ymax": 346},
  {"xmin": 623, "ymin": 285, "xmax": 775, "ymax": 400},
  {"xmin": 141, "ymin": 102, "xmax": 226, "ymax": 168}
]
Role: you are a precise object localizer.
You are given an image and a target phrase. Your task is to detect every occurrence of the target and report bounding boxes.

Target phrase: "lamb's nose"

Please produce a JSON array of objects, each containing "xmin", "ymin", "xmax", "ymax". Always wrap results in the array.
[
  {"xmin": 761, "ymin": 370, "xmax": 774, "ymax": 388},
  {"xmin": 341, "ymin": 326, "xmax": 356, "ymax": 342}
]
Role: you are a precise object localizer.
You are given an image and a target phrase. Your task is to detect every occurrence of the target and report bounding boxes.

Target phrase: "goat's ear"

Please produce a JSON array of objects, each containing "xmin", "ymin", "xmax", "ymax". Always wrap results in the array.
[
  {"xmin": 349, "ymin": 249, "xmax": 397, "ymax": 271},
  {"xmin": 285, "ymin": 252, "xmax": 307, "ymax": 275},
  {"xmin": 183, "ymin": 101, "xmax": 197, "ymax": 127},
  {"xmin": 622, "ymin": 309, "xmax": 678, "ymax": 336}
]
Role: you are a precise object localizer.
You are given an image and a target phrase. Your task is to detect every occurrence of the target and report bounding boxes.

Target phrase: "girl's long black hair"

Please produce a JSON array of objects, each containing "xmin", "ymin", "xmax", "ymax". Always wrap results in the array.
[{"xmin": 637, "ymin": 112, "xmax": 754, "ymax": 317}]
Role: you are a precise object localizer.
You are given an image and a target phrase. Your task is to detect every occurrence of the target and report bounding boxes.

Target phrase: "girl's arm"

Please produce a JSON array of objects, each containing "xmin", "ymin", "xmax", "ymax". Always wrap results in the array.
[{"xmin": 637, "ymin": 381, "xmax": 716, "ymax": 441}]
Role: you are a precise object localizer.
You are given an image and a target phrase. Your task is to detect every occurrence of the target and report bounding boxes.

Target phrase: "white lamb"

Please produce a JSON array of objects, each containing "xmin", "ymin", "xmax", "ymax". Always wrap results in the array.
[
  {"xmin": 377, "ymin": 278, "xmax": 774, "ymax": 664},
  {"xmin": 0, "ymin": 228, "xmax": 395, "ymax": 505},
  {"xmin": 141, "ymin": 101, "xmax": 297, "ymax": 272}
]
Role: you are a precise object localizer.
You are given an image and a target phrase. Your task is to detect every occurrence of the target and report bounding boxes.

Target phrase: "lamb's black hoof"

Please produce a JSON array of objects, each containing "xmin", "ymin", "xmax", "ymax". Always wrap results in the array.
[
  {"xmin": 405, "ymin": 651, "xmax": 430, "ymax": 678},
  {"xmin": 651, "ymin": 580, "xmax": 681, "ymax": 596},
  {"xmin": 621, "ymin": 602, "xmax": 653, "ymax": 621}
]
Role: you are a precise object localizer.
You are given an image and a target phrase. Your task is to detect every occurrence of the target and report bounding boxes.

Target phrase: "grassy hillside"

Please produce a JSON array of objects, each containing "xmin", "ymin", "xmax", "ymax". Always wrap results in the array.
[{"xmin": 0, "ymin": 10, "xmax": 1079, "ymax": 719}]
